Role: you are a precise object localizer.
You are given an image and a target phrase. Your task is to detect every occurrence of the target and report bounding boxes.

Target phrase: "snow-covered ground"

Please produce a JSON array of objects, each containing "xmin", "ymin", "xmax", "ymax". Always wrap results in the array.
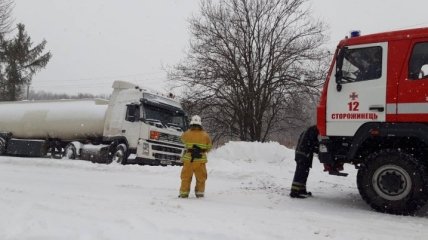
[{"xmin": 0, "ymin": 141, "xmax": 427, "ymax": 240}]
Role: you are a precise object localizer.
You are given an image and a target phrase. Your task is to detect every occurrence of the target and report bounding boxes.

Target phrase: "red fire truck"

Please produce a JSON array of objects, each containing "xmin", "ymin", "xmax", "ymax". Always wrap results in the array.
[{"xmin": 317, "ymin": 28, "xmax": 428, "ymax": 215}]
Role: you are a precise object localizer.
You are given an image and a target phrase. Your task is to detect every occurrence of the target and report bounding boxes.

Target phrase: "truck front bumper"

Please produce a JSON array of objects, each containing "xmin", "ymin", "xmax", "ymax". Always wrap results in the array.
[
  {"xmin": 318, "ymin": 138, "xmax": 334, "ymax": 165},
  {"xmin": 134, "ymin": 157, "xmax": 183, "ymax": 166}
]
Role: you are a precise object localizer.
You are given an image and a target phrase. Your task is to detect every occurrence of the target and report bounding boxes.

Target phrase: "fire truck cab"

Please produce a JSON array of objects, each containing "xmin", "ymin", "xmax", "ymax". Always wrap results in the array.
[{"xmin": 317, "ymin": 28, "xmax": 428, "ymax": 215}]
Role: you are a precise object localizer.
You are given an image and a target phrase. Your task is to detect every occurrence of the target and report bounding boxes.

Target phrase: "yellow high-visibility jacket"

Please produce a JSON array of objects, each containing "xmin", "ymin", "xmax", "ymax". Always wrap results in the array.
[{"xmin": 181, "ymin": 127, "xmax": 212, "ymax": 163}]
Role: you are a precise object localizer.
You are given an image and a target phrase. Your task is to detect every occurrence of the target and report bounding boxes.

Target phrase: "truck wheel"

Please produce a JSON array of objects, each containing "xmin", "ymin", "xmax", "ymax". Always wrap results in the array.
[
  {"xmin": 64, "ymin": 144, "xmax": 77, "ymax": 159},
  {"xmin": 111, "ymin": 144, "xmax": 128, "ymax": 165},
  {"xmin": 0, "ymin": 137, "xmax": 6, "ymax": 155},
  {"xmin": 357, "ymin": 149, "xmax": 428, "ymax": 215},
  {"xmin": 50, "ymin": 147, "xmax": 63, "ymax": 159}
]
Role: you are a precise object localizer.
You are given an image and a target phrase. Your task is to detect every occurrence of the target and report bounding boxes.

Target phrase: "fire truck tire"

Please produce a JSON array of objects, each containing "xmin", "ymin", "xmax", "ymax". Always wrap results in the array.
[{"xmin": 357, "ymin": 149, "xmax": 428, "ymax": 215}]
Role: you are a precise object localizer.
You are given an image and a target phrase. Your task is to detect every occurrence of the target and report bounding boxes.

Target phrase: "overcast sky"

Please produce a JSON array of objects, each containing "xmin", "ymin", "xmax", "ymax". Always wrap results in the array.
[{"xmin": 11, "ymin": 0, "xmax": 428, "ymax": 95}]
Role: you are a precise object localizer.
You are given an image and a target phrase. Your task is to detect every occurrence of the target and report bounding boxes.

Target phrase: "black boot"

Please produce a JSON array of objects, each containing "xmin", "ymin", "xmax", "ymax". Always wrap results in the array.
[{"xmin": 290, "ymin": 188, "xmax": 312, "ymax": 199}]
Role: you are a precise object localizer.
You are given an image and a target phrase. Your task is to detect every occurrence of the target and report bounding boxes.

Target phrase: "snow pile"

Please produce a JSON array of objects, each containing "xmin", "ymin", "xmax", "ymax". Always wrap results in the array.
[
  {"xmin": 210, "ymin": 141, "xmax": 295, "ymax": 164},
  {"xmin": 0, "ymin": 141, "xmax": 427, "ymax": 240},
  {"xmin": 209, "ymin": 141, "xmax": 295, "ymax": 177}
]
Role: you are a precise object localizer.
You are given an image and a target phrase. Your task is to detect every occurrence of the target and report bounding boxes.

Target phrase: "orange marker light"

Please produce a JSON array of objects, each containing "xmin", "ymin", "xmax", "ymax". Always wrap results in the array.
[{"xmin": 150, "ymin": 131, "xmax": 160, "ymax": 140}]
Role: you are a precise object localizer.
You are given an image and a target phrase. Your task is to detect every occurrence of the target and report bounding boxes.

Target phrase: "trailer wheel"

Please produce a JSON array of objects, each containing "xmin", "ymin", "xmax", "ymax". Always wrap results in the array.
[
  {"xmin": 48, "ymin": 140, "xmax": 64, "ymax": 159},
  {"xmin": 357, "ymin": 149, "xmax": 428, "ymax": 215},
  {"xmin": 49, "ymin": 147, "xmax": 63, "ymax": 159},
  {"xmin": 0, "ymin": 137, "xmax": 6, "ymax": 155},
  {"xmin": 110, "ymin": 144, "xmax": 128, "ymax": 165},
  {"xmin": 64, "ymin": 144, "xmax": 77, "ymax": 160}
]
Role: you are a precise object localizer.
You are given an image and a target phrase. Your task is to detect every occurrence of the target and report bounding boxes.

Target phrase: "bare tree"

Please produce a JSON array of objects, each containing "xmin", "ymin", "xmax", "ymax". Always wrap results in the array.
[{"xmin": 171, "ymin": 0, "xmax": 329, "ymax": 142}]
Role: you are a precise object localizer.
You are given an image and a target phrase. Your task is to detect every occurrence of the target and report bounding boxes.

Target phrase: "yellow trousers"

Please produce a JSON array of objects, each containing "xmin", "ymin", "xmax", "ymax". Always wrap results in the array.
[{"xmin": 180, "ymin": 161, "xmax": 207, "ymax": 197}]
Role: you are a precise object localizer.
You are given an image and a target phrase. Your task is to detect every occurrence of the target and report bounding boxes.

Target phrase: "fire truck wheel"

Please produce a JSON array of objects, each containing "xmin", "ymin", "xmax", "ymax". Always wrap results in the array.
[
  {"xmin": 111, "ymin": 144, "xmax": 128, "ymax": 165},
  {"xmin": 64, "ymin": 144, "xmax": 77, "ymax": 160},
  {"xmin": 357, "ymin": 149, "xmax": 428, "ymax": 215},
  {"xmin": 0, "ymin": 137, "xmax": 6, "ymax": 155}
]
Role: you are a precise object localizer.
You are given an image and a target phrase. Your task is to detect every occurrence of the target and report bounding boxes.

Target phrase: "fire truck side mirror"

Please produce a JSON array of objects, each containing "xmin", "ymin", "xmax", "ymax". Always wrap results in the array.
[
  {"xmin": 334, "ymin": 46, "xmax": 347, "ymax": 92},
  {"xmin": 335, "ymin": 71, "xmax": 343, "ymax": 92}
]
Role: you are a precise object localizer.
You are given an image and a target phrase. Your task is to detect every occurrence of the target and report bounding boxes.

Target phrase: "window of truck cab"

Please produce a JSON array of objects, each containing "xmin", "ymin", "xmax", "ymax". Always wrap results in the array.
[
  {"xmin": 143, "ymin": 103, "xmax": 186, "ymax": 131},
  {"xmin": 125, "ymin": 104, "xmax": 140, "ymax": 122},
  {"xmin": 339, "ymin": 46, "xmax": 382, "ymax": 83},
  {"xmin": 408, "ymin": 42, "xmax": 428, "ymax": 80}
]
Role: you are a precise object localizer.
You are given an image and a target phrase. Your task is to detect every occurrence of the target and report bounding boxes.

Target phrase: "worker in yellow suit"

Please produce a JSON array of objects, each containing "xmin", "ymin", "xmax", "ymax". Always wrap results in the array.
[{"xmin": 179, "ymin": 115, "xmax": 212, "ymax": 198}]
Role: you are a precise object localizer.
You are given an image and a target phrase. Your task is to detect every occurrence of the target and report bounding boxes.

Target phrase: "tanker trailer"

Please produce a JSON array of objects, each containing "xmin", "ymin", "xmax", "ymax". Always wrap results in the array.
[
  {"xmin": 0, "ymin": 99, "xmax": 108, "ymax": 158},
  {"xmin": 0, "ymin": 99, "xmax": 107, "ymax": 140},
  {"xmin": 0, "ymin": 80, "xmax": 187, "ymax": 165}
]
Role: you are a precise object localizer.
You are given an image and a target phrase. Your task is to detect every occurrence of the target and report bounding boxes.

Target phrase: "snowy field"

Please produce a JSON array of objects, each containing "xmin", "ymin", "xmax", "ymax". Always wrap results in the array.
[{"xmin": 0, "ymin": 141, "xmax": 427, "ymax": 240}]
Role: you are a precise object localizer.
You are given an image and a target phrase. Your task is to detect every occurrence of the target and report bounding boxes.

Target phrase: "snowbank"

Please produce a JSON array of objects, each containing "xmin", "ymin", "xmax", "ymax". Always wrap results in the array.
[
  {"xmin": 209, "ymin": 141, "xmax": 295, "ymax": 178},
  {"xmin": 209, "ymin": 141, "xmax": 295, "ymax": 164}
]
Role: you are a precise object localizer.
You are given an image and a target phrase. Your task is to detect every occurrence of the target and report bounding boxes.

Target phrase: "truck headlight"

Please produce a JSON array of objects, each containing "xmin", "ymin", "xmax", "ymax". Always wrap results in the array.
[{"xmin": 143, "ymin": 142, "xmax": 149, "ymax": 155}]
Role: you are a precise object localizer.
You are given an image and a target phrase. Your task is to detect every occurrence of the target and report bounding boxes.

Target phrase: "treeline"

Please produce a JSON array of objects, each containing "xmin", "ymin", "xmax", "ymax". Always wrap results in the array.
[{"xmin": 27, "ymin": 90, "xmax": 110, "ymax": 101}]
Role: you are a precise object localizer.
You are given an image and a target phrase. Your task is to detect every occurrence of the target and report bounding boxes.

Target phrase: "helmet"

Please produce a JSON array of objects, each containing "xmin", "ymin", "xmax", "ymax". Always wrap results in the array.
[{"xmin": 189, "ymin": 115, "xmax": 202, "ymax": 126}]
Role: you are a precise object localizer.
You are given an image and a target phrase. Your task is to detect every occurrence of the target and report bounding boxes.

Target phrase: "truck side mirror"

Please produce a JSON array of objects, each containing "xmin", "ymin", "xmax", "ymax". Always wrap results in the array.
[
  {"xmin": 335, "ymin": 69, "xmax": 343, "ymax": 92},
  {"xmin": 335, "ymin": 46, "xmax": 347, "ymax": 92}
]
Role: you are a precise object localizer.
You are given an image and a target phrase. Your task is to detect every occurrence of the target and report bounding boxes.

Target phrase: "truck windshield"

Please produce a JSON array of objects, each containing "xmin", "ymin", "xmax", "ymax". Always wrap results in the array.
[{"xmin": 143, "ymin": 104, "xmax": 187, "ymax": 131}]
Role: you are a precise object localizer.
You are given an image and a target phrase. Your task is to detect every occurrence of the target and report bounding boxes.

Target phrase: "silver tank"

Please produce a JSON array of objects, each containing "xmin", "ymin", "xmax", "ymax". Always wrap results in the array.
[{"xmin": 0, "ymin": 99, "xmax": 109, "ymax": 140}]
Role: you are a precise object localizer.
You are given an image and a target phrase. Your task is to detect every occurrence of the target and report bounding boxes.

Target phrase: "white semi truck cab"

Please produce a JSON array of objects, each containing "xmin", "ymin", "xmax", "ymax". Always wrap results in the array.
[{"xmin": 0, "ymin": 80, "xmax": 187, "ymax": 166}]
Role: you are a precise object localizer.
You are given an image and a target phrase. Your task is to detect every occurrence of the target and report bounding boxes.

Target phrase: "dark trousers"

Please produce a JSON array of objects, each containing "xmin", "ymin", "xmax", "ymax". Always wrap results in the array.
[
  {"xmin": 292, "ymin": 153, "xmax": 313, "ymax": 186},
  {"xmin": 291, "ymin": 126, "xmax": 318, "ymax": 191}
]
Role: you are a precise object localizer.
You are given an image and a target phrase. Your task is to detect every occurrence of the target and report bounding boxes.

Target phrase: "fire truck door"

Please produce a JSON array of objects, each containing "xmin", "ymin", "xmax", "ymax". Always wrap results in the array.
[
  {"xmin": 395, "ymin": 40, "xmax": 428, "ymax": 122},
  {"xmin": 326, "ymin": 42, "xmax": 388, "ymax": 136}
]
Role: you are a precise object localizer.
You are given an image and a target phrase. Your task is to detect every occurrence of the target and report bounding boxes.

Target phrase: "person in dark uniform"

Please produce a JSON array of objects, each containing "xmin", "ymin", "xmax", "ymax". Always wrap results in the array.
[{"xmin": 290, "ymin": 125, "xmax": 319, "ymax": 198}]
